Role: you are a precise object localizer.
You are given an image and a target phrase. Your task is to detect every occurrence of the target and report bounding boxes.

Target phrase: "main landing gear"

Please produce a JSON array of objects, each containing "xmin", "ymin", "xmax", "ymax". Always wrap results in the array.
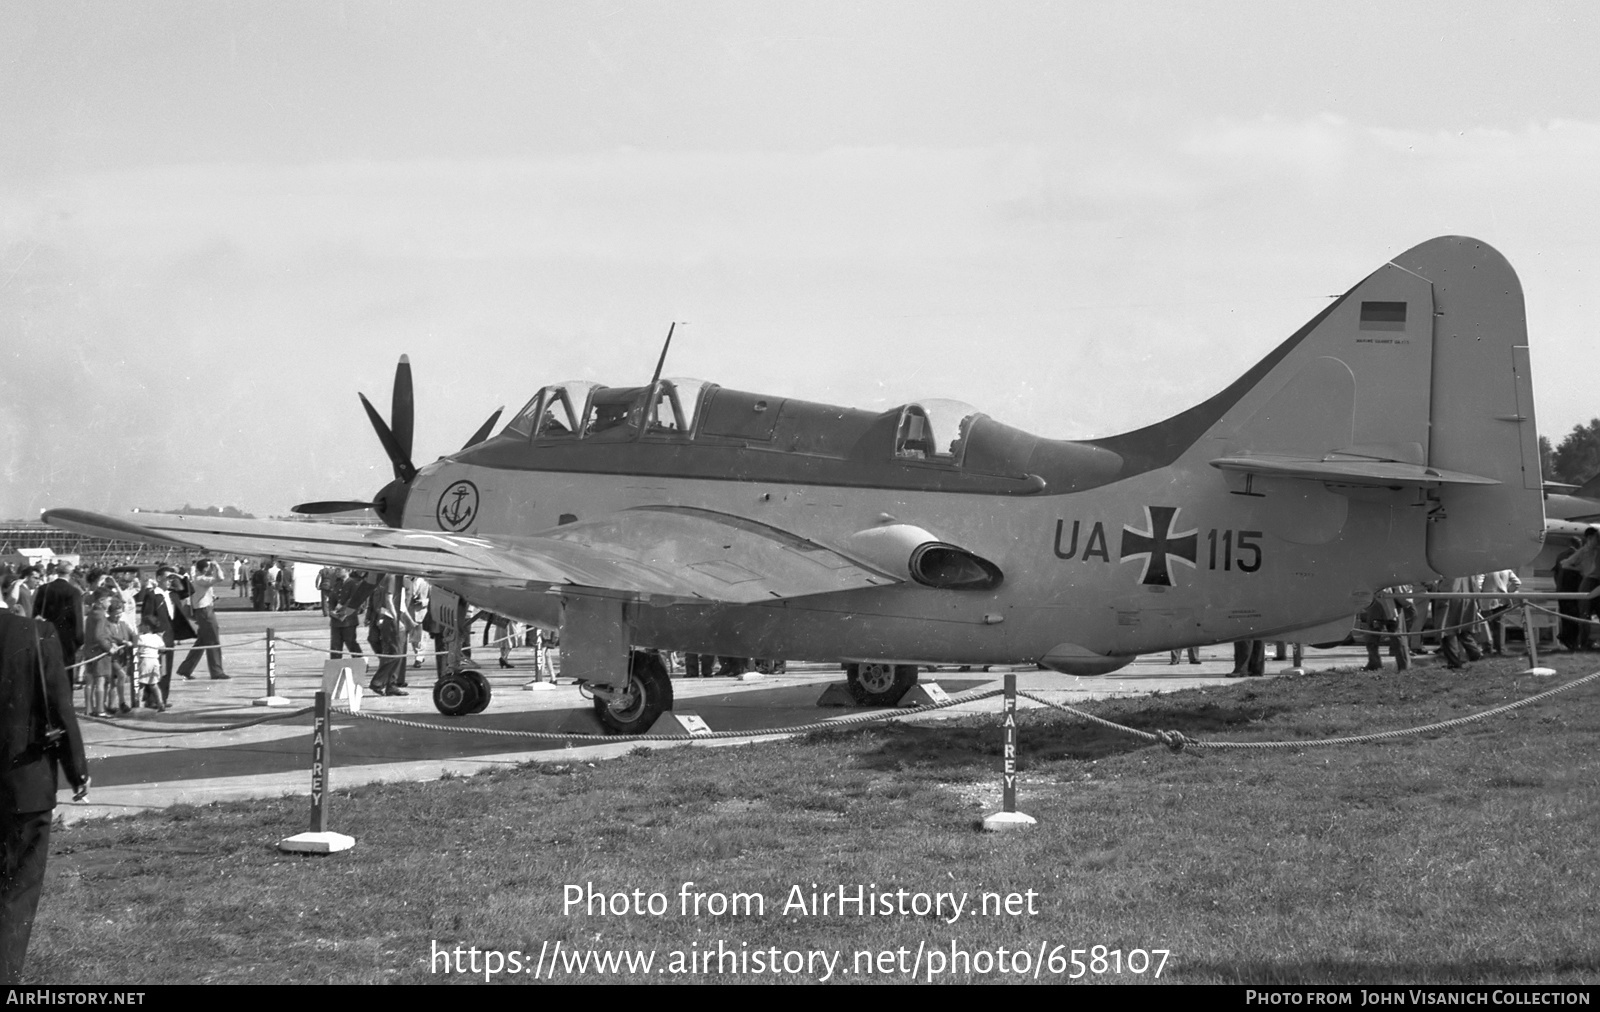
[
  {"xmin": 591, "ymin": 650, "xmax": 674, "ymax": 734},
  {"xmin": 433, "ymin": 668, "xmax": 492, "ymax": 716},
  {"xmin": 428, "ymin": 651, "xmax": 672, "ymax": 734},
  {"xmin": 845, "ymin": 662, "xmax": 918, "ymax": 706}
]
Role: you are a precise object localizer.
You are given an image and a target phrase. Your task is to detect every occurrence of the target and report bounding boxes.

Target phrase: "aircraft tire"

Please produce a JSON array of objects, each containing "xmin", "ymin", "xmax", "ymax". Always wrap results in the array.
[
  {"xmin": 433, "ymin": 674, "xmax": 479, "ymax": 717},
  {"xmin": 845, "ymin": 662, "xmax": 918, "ymax": 706},
  {"xmin": 593, "ymin": 651, "xmax": 674, "ymax": 734},
  {"xmin": 463, "ymin": 670, "xmax": 492, "ymax": 714}
]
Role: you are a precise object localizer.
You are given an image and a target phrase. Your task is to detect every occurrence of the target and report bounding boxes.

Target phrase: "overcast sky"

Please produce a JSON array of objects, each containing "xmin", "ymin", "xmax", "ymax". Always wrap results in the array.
[{"xmin": 3, "ymin": 1, "xmax": 1597, "ymax": 518}]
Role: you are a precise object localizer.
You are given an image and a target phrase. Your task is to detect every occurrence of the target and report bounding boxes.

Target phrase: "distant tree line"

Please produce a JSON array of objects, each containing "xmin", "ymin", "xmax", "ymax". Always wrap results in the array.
[
  {"xmin": 1541, "ymin": 419, "xmax": 1600, "ymax": 486},
  {"xmin": 136, "ymin": 504, "xmax": 256, "ymax": 519}
]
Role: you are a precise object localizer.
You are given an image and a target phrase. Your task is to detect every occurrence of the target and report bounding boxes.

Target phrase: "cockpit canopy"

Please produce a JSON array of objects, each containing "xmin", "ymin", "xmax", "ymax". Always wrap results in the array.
[
  {"xmin": 503, "ymin": 379, "xmax": 710, "ymax": 441},
  {"xmin": 481, "ymin": 378, "xmax": 1120, "ymax": 495},
  {"xmin": 892, "ymin": 398, "xmax": 980, "ymax": 465}
]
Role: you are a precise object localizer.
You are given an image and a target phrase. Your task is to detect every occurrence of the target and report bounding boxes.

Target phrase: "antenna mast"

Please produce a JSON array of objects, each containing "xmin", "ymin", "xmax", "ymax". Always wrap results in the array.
[{"xmin": 649, "ymin": 321, "xmax": 678, "ymax": 387}]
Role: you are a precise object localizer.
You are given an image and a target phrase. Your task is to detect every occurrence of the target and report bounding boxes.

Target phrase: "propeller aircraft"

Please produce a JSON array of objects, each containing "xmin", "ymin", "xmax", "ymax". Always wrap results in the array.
[{"xmin": 46, "ymin": 236, "xmax": 1547, "ymax": 733}]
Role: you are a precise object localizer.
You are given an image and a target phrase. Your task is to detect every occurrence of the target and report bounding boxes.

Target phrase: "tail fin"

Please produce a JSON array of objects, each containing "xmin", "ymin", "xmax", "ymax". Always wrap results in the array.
[
  {"xmin": 1093, "ymin": 236, "xmax": 1543, "ymax": 576},
  {"xmin": 1396, "ymin": 238, "xmax": 1543, "ymax": 574}
]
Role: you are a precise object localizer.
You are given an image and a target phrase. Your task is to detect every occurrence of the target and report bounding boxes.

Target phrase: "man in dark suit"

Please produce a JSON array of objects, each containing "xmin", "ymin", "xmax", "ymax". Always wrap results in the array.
[
  {"xmin": 1, "ymin": 610, "xmax": 90, "ymax": 983},
  {"xmin": 138, "ymin": 566, "xmax": 197, "ymax": 705},
  {"xmin": 30, "ymin": 562, "xmax": 83, "ymax": 678}
]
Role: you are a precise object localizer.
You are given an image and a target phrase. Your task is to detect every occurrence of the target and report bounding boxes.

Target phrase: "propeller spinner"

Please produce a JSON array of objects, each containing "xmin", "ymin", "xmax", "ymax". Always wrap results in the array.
[{"xmin": 291, "ymin": 355, "xmax": 502, "ymax": 528}]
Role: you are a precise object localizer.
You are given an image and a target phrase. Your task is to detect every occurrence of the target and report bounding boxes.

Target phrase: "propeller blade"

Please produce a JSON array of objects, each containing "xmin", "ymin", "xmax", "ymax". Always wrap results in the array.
[
  {"xmin": 461, "ymin": 406, "xmax": 505, "ymax": 450},
  {"xmin": 392, "ymin": 354, "xmax": 415, "ymax": 465},
  {"xmin": 291, "ymin": 500, "xmax": 376, "ymax": 515},
  {"xmin": 359, "ymin": 392, "xmax": 417, "ymax": 483}
]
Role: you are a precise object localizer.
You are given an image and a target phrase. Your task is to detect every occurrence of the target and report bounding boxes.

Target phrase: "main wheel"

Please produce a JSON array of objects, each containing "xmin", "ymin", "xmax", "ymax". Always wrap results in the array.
[
  {"xmin": 845, "ymin": 662, "xmax": 918, "ymax": 706},
  {"xmin": 593, "ymin": 651, "xmax": 674, "ymax": 734},
  {"xmin": 462, "ymin": 669, "xmax": 492, "ymax": 714},
  {"xmin": 433, "ymin": 673, "xmax": 479, "ymax": 717}
]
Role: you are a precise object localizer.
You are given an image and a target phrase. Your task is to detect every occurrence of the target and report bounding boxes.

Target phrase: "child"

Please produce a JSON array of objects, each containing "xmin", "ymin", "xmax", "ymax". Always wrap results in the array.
[
  {"xmin": 83, "ymin": 594, "xmax": 119, "ymax": 716},
  {"xmin": 107, "ymin": 596, "xmax": 137, "ymax": 714},
  {"xmin": 136, "ymin": 618, "xmax": 168, "ymax": 711}
]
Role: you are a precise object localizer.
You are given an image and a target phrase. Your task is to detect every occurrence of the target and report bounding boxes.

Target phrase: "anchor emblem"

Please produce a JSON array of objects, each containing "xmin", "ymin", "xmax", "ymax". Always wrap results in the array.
[{"xmin": 435, "ymin": 480, "xmax": 480, "ymax": 532}]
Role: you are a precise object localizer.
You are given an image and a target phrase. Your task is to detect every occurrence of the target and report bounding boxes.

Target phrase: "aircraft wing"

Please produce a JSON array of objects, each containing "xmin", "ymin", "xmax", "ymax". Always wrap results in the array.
[{"xmin": 40, "ymin": 506, "xmax": 900, "ymax": 604}]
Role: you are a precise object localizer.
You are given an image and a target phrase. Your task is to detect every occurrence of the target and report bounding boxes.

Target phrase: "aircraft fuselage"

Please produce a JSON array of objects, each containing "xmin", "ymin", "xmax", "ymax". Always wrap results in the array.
[{"xmin": 402, "ymin": 382, "xmax": 1421, "ymax": 667}]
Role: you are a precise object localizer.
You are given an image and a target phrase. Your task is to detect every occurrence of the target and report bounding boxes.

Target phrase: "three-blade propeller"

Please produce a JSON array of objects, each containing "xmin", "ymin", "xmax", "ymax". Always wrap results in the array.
[{"xmin": 291, "ymin": 354, "xmax": 503, "ymax": 525}]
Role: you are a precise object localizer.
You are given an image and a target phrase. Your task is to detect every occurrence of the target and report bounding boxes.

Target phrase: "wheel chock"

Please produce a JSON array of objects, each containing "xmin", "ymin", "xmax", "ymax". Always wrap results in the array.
[
  {"xmin": 897, "ymin": 681, "xmax": 950, "ymax": 707},
  {"xmin": 815, "ymin": 682, "xmax": 858, "ymax": 707},
  {"xmin": 646, "ymin": 711, "xmax": 714, "ymax": 737},
  {"xmin": 736, "ymin": 670, "xmax": 764, "ymax": 682}
]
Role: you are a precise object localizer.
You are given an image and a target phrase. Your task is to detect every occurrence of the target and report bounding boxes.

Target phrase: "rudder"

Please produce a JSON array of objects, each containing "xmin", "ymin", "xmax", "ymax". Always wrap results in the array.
[{"xmin": 1392, "ymin": 237, "xmax": 1544, "ymax": 575}]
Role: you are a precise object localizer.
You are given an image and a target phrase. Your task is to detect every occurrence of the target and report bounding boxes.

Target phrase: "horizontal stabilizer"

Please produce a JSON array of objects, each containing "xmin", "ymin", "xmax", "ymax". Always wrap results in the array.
[{"xmin": 1210, "ymin": 454, "xmax": 1499, "ymax": 488}]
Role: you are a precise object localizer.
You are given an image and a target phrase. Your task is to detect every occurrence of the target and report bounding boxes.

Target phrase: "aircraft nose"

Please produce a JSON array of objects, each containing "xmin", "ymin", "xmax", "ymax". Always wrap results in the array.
[{"xmin": 371, "ymin": 478, "xmax": 412, "ymax": 529}]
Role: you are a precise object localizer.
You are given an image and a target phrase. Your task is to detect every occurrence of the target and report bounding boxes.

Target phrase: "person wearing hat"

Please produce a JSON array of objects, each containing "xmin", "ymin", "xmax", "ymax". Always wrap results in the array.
[{"xmin": 138, "ymin": 565, "xmax": 197, "ymax": 704}]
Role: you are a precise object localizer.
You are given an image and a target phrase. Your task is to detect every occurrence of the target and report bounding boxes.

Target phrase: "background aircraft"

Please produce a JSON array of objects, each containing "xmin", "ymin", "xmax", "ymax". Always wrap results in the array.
[
  {"xmin": 1545, "ymin": 472, "xmax": 1600, "ymax": 525},
  {"xmin": 47, "ymin": 236, "xmax": 1546, "ymax": 732}
]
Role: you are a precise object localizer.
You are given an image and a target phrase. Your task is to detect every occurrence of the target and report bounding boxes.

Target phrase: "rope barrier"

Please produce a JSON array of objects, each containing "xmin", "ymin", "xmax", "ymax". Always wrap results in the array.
[
  {"xmin": 1019, "ymin": 669, "xmax": 1600, "ymax": 752},
  {"xmin": 329, "ymin": 687, "xmax": 1007, "ymax": 742},
  {"xmin": 276, "ymin": 631, "xmax": 520, "ymax": 660},
  {"xmin": 1396, "ymin": 613, "xmax": 1510, "ymax": 639},
  {"xmin": 1525, "ymin": 601, "xmax": 1600, "ymax": 628},
  {"xmin": 81, "ymin": 705, "xmax": 316, "ymax": 733}
]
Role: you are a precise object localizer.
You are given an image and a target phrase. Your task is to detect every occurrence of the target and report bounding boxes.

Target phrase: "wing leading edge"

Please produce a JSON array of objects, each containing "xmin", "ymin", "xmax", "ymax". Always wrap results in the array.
[{"xmin": 41, "ymin": 506, "xmax": 899, "ymax": 605}]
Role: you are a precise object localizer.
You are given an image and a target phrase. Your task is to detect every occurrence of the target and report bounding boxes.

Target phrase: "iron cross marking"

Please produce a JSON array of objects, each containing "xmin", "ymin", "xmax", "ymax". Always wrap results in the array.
[{"xmin": 1120, "ymin": 505, "xmax": 1199, "ymax": 587}]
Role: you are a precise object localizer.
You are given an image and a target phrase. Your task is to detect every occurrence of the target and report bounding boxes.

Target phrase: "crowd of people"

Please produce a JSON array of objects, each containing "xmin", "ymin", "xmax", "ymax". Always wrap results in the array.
[
  {"xmin": 0, "ymin": 557, "xmax": 230, "ymax": 716},
  {"xmin": 1214, "ymin": 535, "xmax": 1600, "ymax": 678}
]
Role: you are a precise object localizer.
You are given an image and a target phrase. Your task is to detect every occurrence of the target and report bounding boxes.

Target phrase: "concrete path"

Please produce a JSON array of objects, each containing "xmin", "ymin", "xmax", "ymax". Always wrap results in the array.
[{"xmin": 59, "ymin": 609, "xmax": 1384, "ymax": 823}]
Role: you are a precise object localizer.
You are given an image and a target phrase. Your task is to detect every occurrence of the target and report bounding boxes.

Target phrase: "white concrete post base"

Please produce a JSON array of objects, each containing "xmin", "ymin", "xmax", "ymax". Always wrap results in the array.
[
  {"xmin": 982, "ymin": 811, "xmax": 1037, "ymax": 832},
  {"xmin": 278, "ymin": 831, "xmax": 356, "ymax": 854}
]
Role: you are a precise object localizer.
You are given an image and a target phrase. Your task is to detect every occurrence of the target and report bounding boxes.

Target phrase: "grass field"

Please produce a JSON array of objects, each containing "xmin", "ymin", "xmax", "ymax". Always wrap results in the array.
[{"xmin": 28, "ymin": 652, "xmax": 1600, "ymax": 985}]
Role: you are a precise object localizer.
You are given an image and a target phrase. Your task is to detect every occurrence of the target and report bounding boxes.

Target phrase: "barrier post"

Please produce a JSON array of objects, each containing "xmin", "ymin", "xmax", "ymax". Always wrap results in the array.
[
  {"xmin": 523, "ymin": 628, "xmax": 558, "ymax": 691},
  {"xmin": 278, "ymin": 690, "xmax": 355, "ymax": 853},
  {"xmin": 982, "ymin": 674, "xmax": 1036, "ymax": 831},
  {"xmin": 1520, "ymin": 602, "xmax": 1555, "ymax": 677},
  {"xmin": 253, "ymin": 625, "xmax": 292, "ymax": 706}
]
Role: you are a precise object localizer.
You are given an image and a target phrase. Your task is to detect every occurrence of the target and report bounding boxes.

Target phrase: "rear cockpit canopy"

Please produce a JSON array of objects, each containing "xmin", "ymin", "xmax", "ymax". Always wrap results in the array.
[{"xmin": 894, "ymin": 399, "xmax": 980, "ymax": 465}]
